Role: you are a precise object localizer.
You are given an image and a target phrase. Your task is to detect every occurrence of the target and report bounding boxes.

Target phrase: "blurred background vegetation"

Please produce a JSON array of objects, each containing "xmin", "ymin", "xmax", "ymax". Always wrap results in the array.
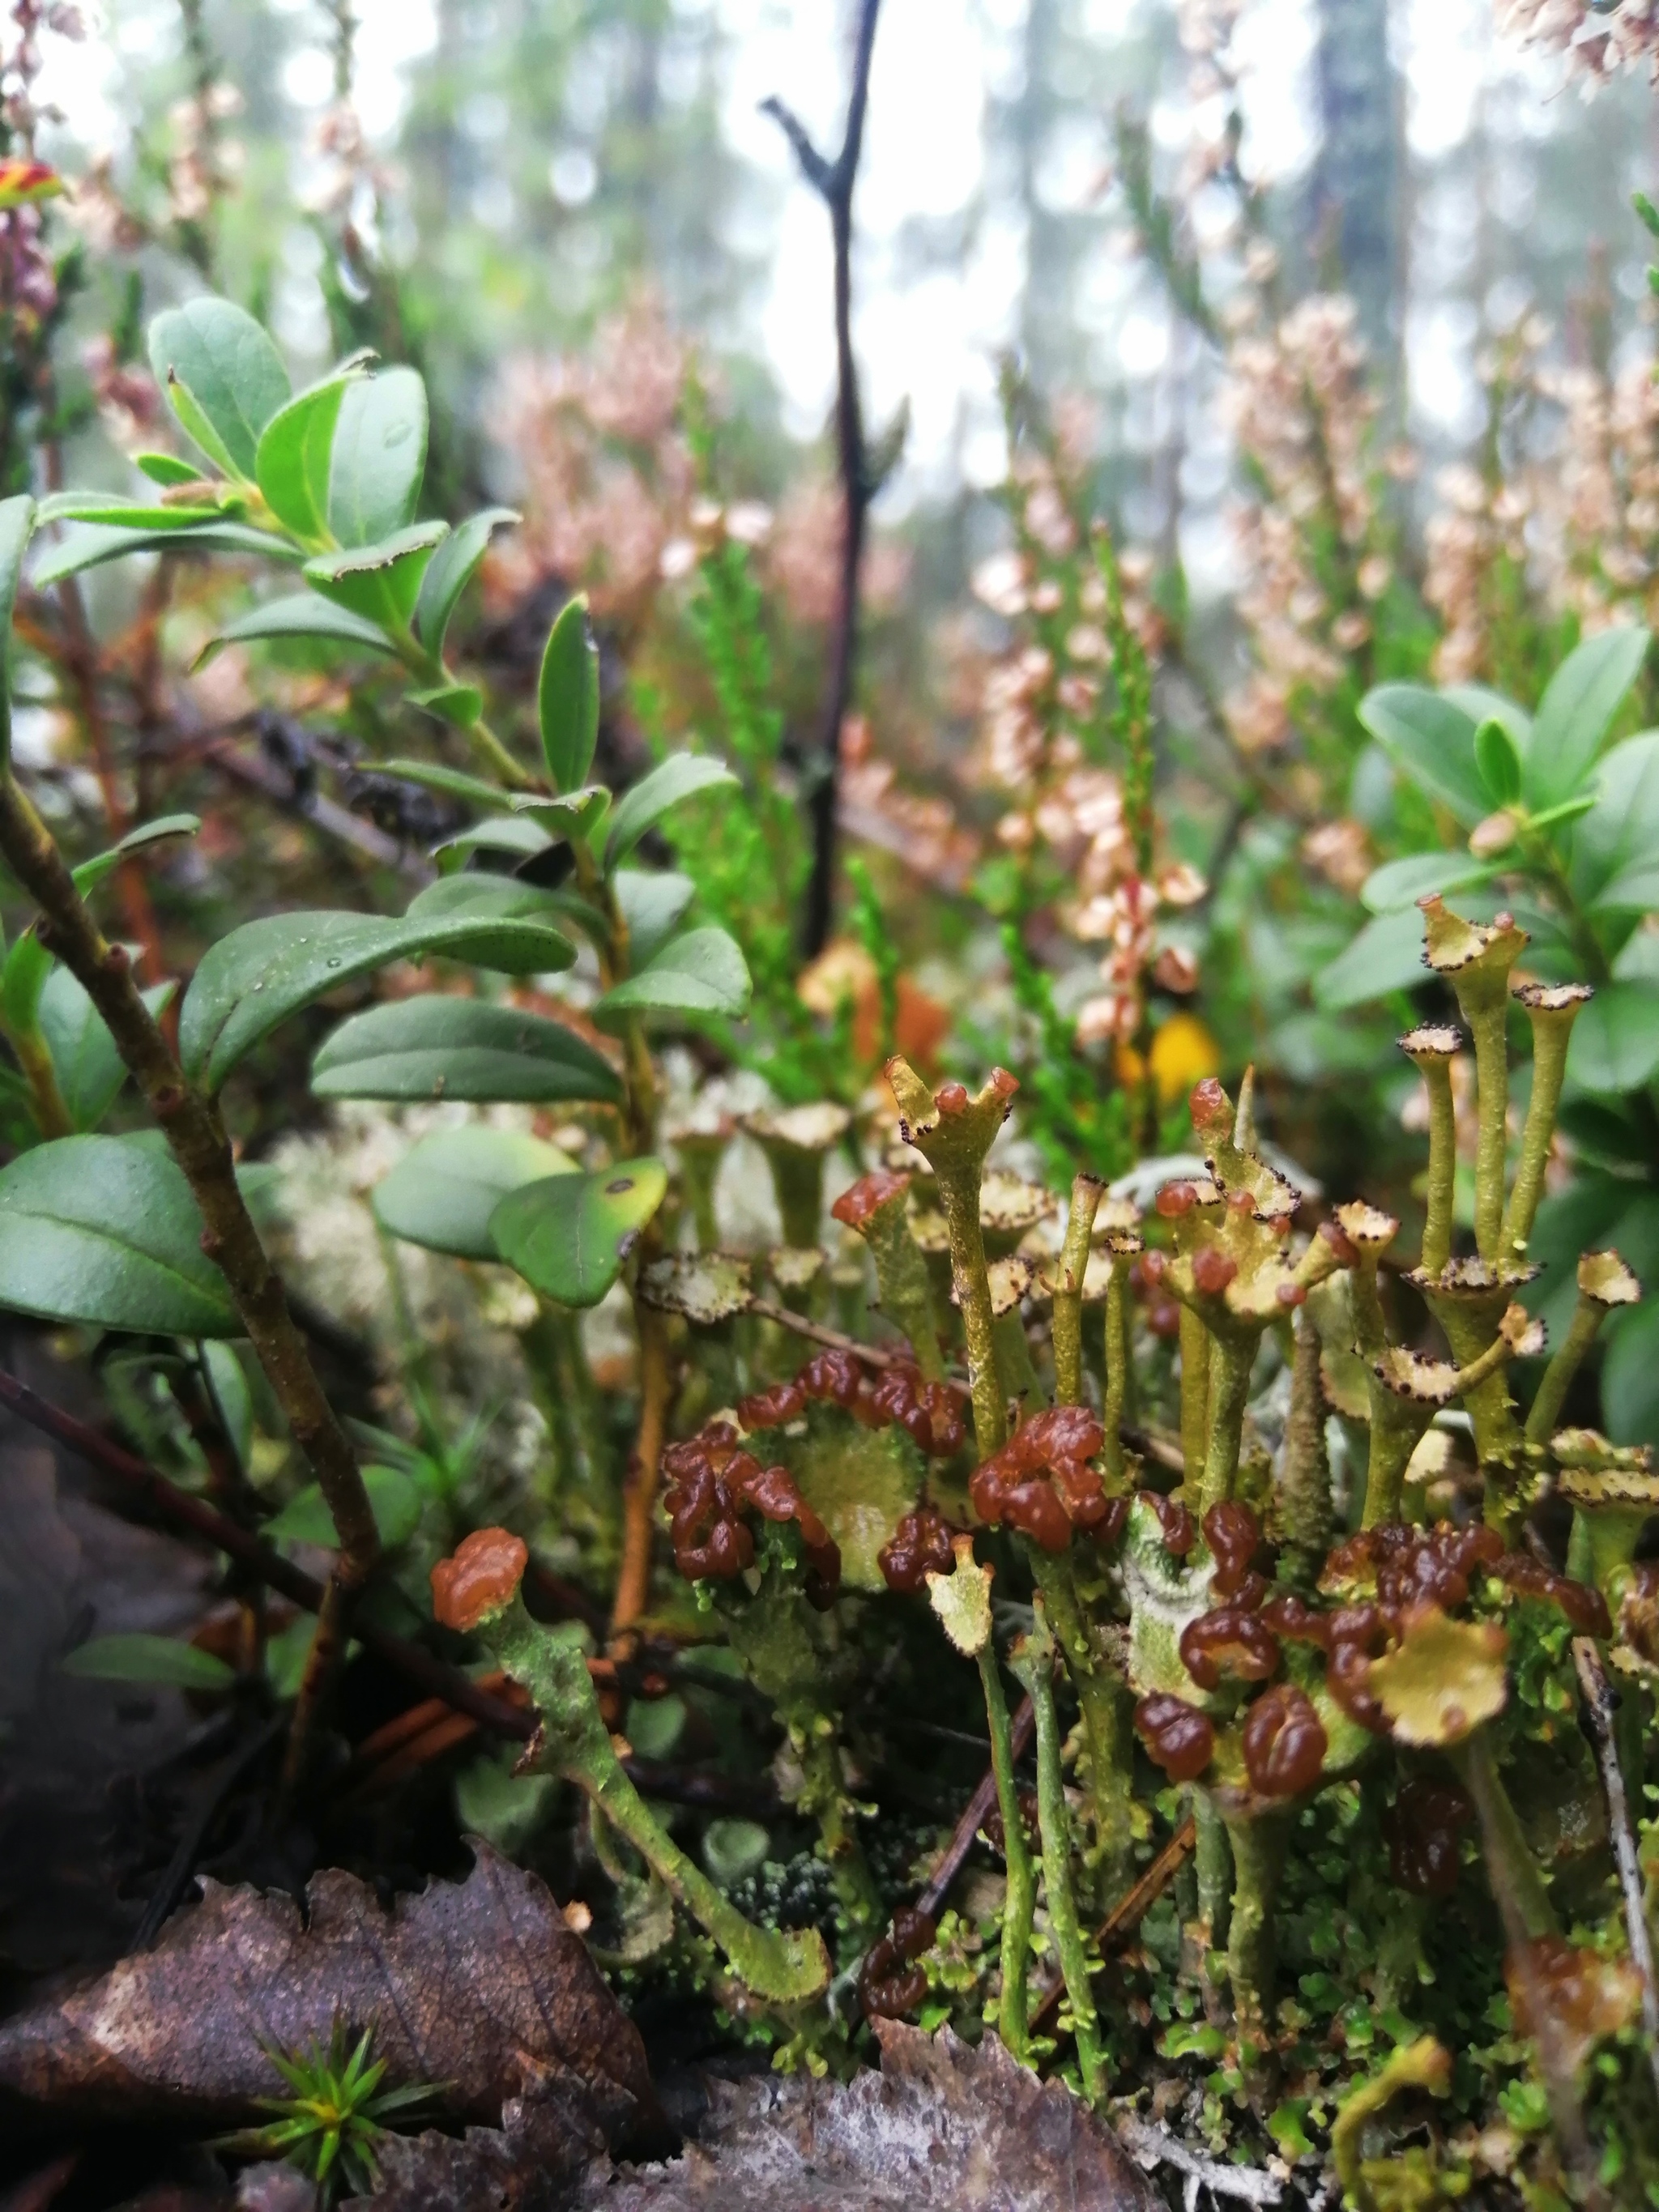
[{"xmin": 10, "ymin": 0, "xmax": 1659, "ymax": 1451}]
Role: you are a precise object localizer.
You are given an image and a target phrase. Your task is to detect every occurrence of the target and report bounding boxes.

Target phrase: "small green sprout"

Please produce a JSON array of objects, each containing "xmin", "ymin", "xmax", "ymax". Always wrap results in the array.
[{"xmin": 220, "ymin": 2016, "xmax": 438, "ymax": 2204}]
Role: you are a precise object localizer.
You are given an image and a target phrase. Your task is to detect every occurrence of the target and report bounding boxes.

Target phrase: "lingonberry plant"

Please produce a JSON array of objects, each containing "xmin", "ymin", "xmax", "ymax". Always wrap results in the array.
[{"xmin": 4, "ymin": 286, "xmax": 1659, "ymax": 2206}]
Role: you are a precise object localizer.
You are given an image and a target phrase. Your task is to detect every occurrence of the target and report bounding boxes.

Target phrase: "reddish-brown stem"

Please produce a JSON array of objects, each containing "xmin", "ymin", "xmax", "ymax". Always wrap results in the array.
[
  {"xmin": 58, "ymin": 592, "xmax": 164, "ymax": 978},
  {"xmin": 610, "ymin": 1299, "xmax": 674, "ymax": 1641}
]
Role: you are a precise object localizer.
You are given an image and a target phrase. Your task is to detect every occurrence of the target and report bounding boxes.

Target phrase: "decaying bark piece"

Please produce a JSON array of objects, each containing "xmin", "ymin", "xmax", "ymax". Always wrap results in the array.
[{"xmin": 0, "ymin": 1840, "xmax": 656, "ymax": 2150}]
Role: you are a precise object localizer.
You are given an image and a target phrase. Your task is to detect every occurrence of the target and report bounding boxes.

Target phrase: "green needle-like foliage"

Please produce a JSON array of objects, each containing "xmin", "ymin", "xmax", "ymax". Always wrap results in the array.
[{"xmin": 220, "ymin": 2018, "xmax": 438, "ymax": 2205}]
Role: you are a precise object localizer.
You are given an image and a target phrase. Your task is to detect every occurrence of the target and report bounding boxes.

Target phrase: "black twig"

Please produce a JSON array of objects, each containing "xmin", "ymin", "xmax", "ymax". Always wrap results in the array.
[
  {"xmin": 130, "ymin": 1711, "xmax": 288, "ymax": 1951},
  {"xmin": 761, "ymin": 0, "xmax": 883, "ymax": 958}
]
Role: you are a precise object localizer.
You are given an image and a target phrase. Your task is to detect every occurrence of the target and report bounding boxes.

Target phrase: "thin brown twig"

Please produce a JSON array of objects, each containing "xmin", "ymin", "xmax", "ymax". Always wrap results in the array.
[
  {"xmin": 1572, "ymin": 1636, "xmax": 1659, "ymax": 2102},
  {"xmin": 748, "ymin": 1293, "xmax": 899, "ymax": 1366},
  {"xmin": 916, "ymin": 1694, "xmax": 1036, "ymax": 1919},
  {"xmin": 1028, "ymin": 1813, "xmax": 1199, "ymax": 2031},
  {"xmin": 610, "ymin": 1300, "xmax": 674, "ymax": 1640},
  {"xmin": 761, "ymin": 0, "xmax": 883, "ymax": 957}
]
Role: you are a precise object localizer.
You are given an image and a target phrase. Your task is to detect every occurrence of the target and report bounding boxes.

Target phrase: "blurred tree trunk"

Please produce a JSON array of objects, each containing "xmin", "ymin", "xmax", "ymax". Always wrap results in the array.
[{"xmin": 1309, "ymin": 0, "xmax": 1399, "ymax": 350}]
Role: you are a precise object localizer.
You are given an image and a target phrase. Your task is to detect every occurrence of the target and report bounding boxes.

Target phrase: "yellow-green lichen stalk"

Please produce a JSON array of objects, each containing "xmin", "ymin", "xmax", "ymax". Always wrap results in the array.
[
  {"xmin": 1503, "ymin": 982, "xmax": 1593, "ymax": 1265},
  {"xmin": 431, "ymin": 1528, "xmax": 831, "ymax": 2005},
  {"xmin": 1051, "ymin": 1171, "xmax": 1105, "ymax": 1407},
  {"xmin": 884, "ymin": 1055, "xmax": 1017, "ymax": 1458},
  {"xmin": 1009, "ymin": 1603, "xmax": 1107, "ymax": 2101},
  {"xmin": 1399, "ymin": 1024, "xmax": 1460, "ymax": 1277}
]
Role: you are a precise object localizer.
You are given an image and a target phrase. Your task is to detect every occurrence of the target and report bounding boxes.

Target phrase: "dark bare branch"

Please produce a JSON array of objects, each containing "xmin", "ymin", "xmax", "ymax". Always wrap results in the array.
[{"xmin": 761, "ymin": 0, "xmax": 884, "ymax": 957}]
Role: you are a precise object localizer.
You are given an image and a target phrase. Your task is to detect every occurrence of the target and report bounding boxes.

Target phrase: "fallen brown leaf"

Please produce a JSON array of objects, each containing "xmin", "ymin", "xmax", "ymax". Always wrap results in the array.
[
  {"xmin": 351, "ymin": 2022, "xmax": 1162, "ymax": 2212},
  {"xmin": 0, "ymin": 1840, "xmax": 659, "ymax": 2156},
  {"xmin": 590, "ymin": 2022, "xmax": 1163, "ymax": 2211}
]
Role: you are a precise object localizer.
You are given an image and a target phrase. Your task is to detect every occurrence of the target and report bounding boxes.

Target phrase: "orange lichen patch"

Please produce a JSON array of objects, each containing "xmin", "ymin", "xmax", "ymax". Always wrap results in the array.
[
  {"xmin": 1134, "ymin": 1692, "xmax": 1215, "ymax": 1782},
  {"xmin": 1188, "ymin": 1075, "xmax": 1232, "ymax": 1144},
  {"xmin": 1140, "ymin": 1489, "xmax": 1196, "ymax": 1556},
  {"xmin": 1243, "ymin": 1681, "xmax": 1327, "ymax": 1797},
  {"xmin": 1494, "ymin": 1554, "xmax": 1610, "ymax": 1636},
  {"xmin": 831, "ymin": 1169, "xmax": 912, "ymax": 1230},
  {"xmin": 1204, "ymin": 1501, "xmax": 1267, "ymax": 1598},
  {"xmin": 879, "ymin": 1504, "xmax": 959, "ymax": 1595},
  {"xmin": 1506, "ymin": 1937, "xmax": 1643, "ymax": 2075},
  {"xmin": 858, "ymin": 1903, "xmax": 937, "ymax": 2022},
  {"xmin": 1191, "ymin": 1246, "xmax": 1238, "ymax": 1296},
  {"xmin": 430, "ymin": 1528, "xmax": 530, "ymax": 1632},
  {"xmin": 661, "ymin": 1427, "xmax": 842, "ymax": 1604},
  {"xmin": 1180, "ymin": 1606, "xmax": 1280, "ymax": 1690},
  {"xmin": 969, "ymin": 1404, "xmax": 1119, "ymax": 1551}
]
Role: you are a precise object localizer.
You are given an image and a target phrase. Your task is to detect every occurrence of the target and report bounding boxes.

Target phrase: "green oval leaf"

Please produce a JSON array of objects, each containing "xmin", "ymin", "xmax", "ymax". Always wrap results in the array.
[
  {"xmin": 265, "ymin": 1464, "xmax": 423, "ymax": 1550},
  {"xmin": 490, "ymin": 1157, "xmax": 667, "ymax": 1306},
  {"xmin": 404, "ymin": 872, "xmax": 573, "ymax": 927},
  {"xmin": 1525, "ymin": 625, "xmax": 1651, "ymax": 813},
  {"xmin": 1473, "ymin": 716, "xmax": 1521, "ymax": 808},
  {"xmin": 1313, "ymin": 906, "xmax": 1430, "ymax": 1012},
  {"xmin": 415, "ymin": 506, "xmax": 518, "ymax": 657},
  {"xmin": 302, "ymin": 521, "xmax": 449, "ymax": 632},
  {"xmin": 255, "ymin": 372, "xmax": 358, "ymax": 539},
  {"xmin": 147, "ymin": 297, "xmax": 292, "ymax": 480},
  {"xmin": 603, "ymin": 755, "xmax": 739, "ymax": 872},
  {"xmin": 327, "ymin": 367, "xmax": 428, "ymax": 548},
  {"xmin": 32, "ymin": 521, "xmax": 296, "ymax": 590},
  {"xmin": 539, "ymin": 595, "xmax": 600, "ymax": 793},
  {"xmin": 180, "ymin": 908, "xmax": 578, "ymax": 1092},
  {"xmin": 1442, "ymin": 683, "xmax": 1532, "ymax": 749},
  {"xmin": 313, "ymin": 994, "xmax": 622, "ymax": 1105},
  {"xmin": 373, "ymin": 1124, "xmax": 576, "ymax": 1259},
  {"xmin": 381, "ymin": 757, "xmax": 507, "ymax": 812},
  {"xmin": 34, "ymin": 492, "xmax": 241, "ymax": 530},
  {"xmin": 0, "ymin": 492, "xmax": 35, "ymax": 769},
  {"xmin": 134, "ymin": 452, "xmax": 205, "ymax": 487},
  {"xmin": 1357, "ymin": 686, "xmax": 1487, "ymax": 827},
  {"xmin": 592, "ymin": 924, "xmax": 751, "ymax": 1032},
  {"xmin": 0, "ymin": 1133, "xmax": 238, "ymax": 1335},
  {"xmin": 38, "ymin": 969, "xmax": 177, "ymax": 1131},
  {"xmin": 1360, "ymin": 850, "xmax": 1495, "ymax": 915},
  {"xmin": 72, "ymin": 813, "xmax": 202, "ymax": 895},
  {"xmin": 405, "ymin": 682, "xmax": 484, "ymax": 727},
  {"xmin": 194, "ymin": 594, "xmax": 395, "ymax": 667},
  {"xmin": 1569, "ymin": 982, "xmax": 1659, "ymax": 1094},
  {"xmin": 616, "ymin": 869, "xmax": 695, "ymax": 968},
  {"xmin": 62, "ymin": 1632, "xmax": 235, "ymax": 1690},
  {"xmin": 510, "ymin": 786, "xmax": 611, "ymax": 846},
  {"xmin": 432, "ymin": 816, "xmax": 552, "ymax": 860},
  {"xmin": 202, "ymin": 1339, "xmax": 253, "ymax": 1471}
]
